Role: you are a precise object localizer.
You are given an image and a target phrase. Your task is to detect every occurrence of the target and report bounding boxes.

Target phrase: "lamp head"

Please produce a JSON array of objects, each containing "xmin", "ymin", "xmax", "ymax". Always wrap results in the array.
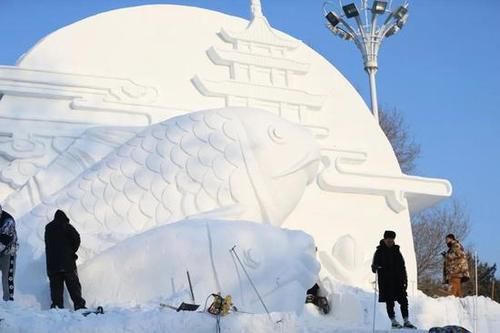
[
  {"xmin": 325, "ymin": 11, "xmax": 340, "ymax": 27},
  {"xmin": 342, "ymin": 3, "xmax": 360, "ymax": 18},
  {"xmin": 385, "ymin": 24, "xmax": 400, "ymax": 37},
  {"xmin": 393, "ymin": 4, "xmax": 409, "ymax": 20},
  {"xmin": 371, "ymin": 1, "xmax": 388, "ymax": 14}
]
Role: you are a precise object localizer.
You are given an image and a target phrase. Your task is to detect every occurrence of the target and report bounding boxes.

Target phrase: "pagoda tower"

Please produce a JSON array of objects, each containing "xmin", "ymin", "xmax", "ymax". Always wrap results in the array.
[{"xmin": 192, "ymin": 0, "xmax": 326, "ymax": 133}]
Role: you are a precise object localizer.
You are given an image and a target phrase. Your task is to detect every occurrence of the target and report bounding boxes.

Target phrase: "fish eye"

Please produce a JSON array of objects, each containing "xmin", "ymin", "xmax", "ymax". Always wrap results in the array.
[{"xmin": 268, "ymin": 126, "xmax": 285, "ymax": 144}]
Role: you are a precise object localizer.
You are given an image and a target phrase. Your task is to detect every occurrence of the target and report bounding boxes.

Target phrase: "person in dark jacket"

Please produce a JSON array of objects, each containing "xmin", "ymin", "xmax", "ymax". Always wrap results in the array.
[
  {"xmin": 44, "ymin": 209, "xmax": 86, "ymax": 310},
  {"xmin": 371, "ymin": 230, "xmax": 416, "ymax": 329},
  {"xmin": 0, "ymin": 204, "xmax": 18, "ymax": 301}
]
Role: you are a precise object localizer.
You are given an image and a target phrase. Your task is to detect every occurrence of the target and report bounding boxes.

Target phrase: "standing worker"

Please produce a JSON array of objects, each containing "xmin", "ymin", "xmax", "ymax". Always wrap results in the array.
[
  {"xmin": 371, "ymin": 230, "xmax": 416, "ymax": 329},
  {"xmin": 0, "ymin": 204, "xmax": 17, "ymax": 301},
  {"xmin": 442, "ymin": 233, "xmax": 470, "ymax": 297},
  {"xmin": 45, "ymin": 209, "xmax": 86, "ymax": 310}
]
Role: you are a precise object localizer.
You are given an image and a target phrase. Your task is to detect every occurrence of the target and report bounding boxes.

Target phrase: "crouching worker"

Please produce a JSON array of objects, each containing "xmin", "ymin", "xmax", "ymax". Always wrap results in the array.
[
  {"xmin": 45, "ymin": 210, "xmax": 86, "ymax": 310},
  {"xmin": 305, "ymin": 283, "xmax": 330, "ymax": 314},
  {"xmin": 371, "ymin": 230, "xmax": 416, "ymax": 329}
]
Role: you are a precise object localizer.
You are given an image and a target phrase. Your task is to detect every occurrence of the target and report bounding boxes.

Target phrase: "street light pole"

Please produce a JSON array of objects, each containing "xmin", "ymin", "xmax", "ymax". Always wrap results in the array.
[
  {"xmin": 367, "ymin": 68, "xmax": 379, "ymax": 122},
  {"xmin": 323, "ymin": 1, "xmax": 409, "ymax": 124}
]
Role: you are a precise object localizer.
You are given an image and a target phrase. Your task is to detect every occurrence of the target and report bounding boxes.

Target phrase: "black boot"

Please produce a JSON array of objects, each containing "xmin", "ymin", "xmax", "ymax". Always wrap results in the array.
[
  {"xmin": 403, "ymin": 320, "xmax": 417, "ymax": 329},
  {"xmin": 391, "ymin": 318, "xmax": 403, "ymax": 329}
]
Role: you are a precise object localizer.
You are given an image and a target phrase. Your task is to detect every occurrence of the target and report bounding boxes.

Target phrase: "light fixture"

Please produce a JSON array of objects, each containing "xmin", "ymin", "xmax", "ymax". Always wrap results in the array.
[
  {"xmin": 325, "ymin": 11, "xmax": 340, "ymax": 27},
  {"xmin": 393, "ymin": 5, "xmax": 408, "ymax": 20},
  {"xmin": 371, "ymin": 1, "xmax": 387, "ymax": 14},
  {"xmin": 336, "ymin": 28, "xmax": 354, "ymax": 40},
  {"xmin": 322, "ymin": 0, "xmax": 410, "ymax": 124},
  {"xmin": 342, "ymin": 3, "xmax": 360, "ymax": 18},
  {"xmin": 385, "ymin": 24, "xmax": 400, "ymax": 37},
  {"xmin": 397, "ymin": 14, "xmax": 408, "ymax": 28}
]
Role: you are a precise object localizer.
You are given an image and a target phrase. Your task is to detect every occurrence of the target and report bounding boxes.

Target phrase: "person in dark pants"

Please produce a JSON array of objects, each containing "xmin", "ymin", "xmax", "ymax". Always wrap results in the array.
[
  {"xmin": 44, "ymin": 209, "xmax": 86, "ymax": 310},
  {"xmin": 0, "ymin": 204, "xmax": 18, "ymax": 301},
  {"xmin": 371, "ymin": 230, "xmax": 416, "ymax": 329}
]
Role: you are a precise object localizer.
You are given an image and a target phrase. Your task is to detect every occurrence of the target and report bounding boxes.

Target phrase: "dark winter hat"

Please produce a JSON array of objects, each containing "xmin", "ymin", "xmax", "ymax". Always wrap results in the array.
[
  {"xmin": 446, "ymin": 233, "xmax": 456, "ymax": 240},
  {"xmin": 54, "ymin": 209, "xmax": 69, "ymax": 223},
  {"xmin": 383, "ymin": 230, "xmax": 396, "ymax": 239}
]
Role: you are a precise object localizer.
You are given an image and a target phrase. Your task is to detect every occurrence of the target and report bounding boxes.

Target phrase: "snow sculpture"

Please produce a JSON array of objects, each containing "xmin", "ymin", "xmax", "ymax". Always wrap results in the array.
[
  {"xmin": 4, "ymin": 126, "xmax": 140, "ymax": 217},
  {"xmin": 79, "ymin": 219, "xmax": 320, "ymax": 314},
  {"xmin": 318, "ymin": 234, "xmax": 371, "ymax": 285},
  {"xmin": 0, "ymin": 3, "xmax": 453, "ymax": 291},
  {"xmin": 20, "ymin": 107, "xmax": 320, "ymax": 260}
]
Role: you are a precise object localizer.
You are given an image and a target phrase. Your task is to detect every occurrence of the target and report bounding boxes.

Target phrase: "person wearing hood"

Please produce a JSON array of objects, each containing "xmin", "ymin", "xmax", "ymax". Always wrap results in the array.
[
  {"xmin": 44, "ymin": 209, "xmax": 86, "ymax": 310},
  {"xmin": 0, "ymin": 204, "xmax": 18, "ymax": 301},
  {"xmin": 371, "ymin": 230, "xmax": 416, "ymax": 329},
  {"xmin": 442, "ymin": 233, "xmax": 469, "ymax": 297}
]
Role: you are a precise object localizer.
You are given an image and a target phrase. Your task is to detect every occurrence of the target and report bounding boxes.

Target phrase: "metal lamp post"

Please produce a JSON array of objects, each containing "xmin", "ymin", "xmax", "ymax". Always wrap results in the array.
[{"xmin": 323, "ymin": 0, "xmax": 409, "ymax": 123}]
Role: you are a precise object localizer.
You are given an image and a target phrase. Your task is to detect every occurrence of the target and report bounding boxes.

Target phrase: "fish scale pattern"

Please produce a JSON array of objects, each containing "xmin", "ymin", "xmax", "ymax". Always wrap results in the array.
[{"xmin": 29, "ymin": 110, "xmax": 248, "ymax": 237}]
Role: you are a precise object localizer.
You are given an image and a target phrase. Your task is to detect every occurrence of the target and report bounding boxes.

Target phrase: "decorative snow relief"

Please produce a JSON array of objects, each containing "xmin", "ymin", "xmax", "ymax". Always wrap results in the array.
[{"xmin": 20, "ymin": 107, "xmax": 320, "ymax": 261}]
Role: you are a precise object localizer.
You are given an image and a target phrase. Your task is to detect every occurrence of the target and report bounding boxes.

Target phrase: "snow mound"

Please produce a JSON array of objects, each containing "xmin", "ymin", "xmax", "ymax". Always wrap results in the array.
[{"xmin": 79, "ymin": 219, "xmax": 320, "ymax": 314}]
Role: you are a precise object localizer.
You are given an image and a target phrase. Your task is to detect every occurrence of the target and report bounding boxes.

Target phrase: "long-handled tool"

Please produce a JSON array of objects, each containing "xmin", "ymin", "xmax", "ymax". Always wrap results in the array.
[
  {"xmin": 230, "ymin": 245, "xmax": 273, "ymax": 324},
  {"xmin": 160, "ymin": 270, "xmax": 200, "ymax": 312},
  {"xmin": 372, "ymin": 270, "xmax": 379, "ymax": 333}
]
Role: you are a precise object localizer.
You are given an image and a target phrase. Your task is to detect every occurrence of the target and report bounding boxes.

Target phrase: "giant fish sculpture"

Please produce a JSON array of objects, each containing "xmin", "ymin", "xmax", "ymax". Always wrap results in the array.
[{"xmin": 19, "ymin": 107, "xmax": 320, "ymax": 261}]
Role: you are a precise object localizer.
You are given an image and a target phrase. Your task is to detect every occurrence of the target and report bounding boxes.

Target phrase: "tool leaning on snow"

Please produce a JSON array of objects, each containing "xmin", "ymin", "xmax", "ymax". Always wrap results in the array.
[
  {"xmin": 158, "ymin": 268, "xmax": 233, "ymax": 316},
  {"xmin": 160, "ymin": 270, "xmax": 200, "ymax": 312}
]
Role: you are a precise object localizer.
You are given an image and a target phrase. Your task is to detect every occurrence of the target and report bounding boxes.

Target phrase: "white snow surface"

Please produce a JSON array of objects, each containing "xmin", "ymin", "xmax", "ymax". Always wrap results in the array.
[{"xmin": 2, "ymin": 284, "xmax": 499, "ymax": 332}]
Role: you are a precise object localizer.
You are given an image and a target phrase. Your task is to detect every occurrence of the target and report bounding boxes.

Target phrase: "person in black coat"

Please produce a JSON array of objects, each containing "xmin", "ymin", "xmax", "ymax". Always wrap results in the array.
[
  {"xmin": 371, "ymin": 230, "xmax": 416, "ymax": 329},
  {"xmin": 0, "ymin": 205, "xmax": 18, "ymax": 301},
  {"xmin": 44, "ymin": 209, "xmax": 86, "ymax": 310}
]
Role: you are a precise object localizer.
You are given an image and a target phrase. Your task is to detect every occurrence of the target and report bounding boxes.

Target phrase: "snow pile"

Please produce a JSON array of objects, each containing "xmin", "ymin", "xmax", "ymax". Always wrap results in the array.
[
  {"xmin": 78, "ymin": 219, "xmax": 320, "ymax": 314},
  {"xmin": 14, "ymin": 219, "xmax": 319, "ymax": 314}
]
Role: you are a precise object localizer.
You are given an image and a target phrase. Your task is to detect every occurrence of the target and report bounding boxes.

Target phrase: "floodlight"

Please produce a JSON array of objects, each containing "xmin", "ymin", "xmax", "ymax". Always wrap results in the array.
[
  {"xmin": 327, "ymin": 24, "xmax": 354, "ymax": 40},
  {"xmin": 393, "ymin": 5, "xmax": 408, "ymax": 20},
  {"xmin": 326, "ymin": 11, "xmax": 340, "ymax": 27},
  {"xmin": 337, "ymin": 28, "xmax": 354, "ymax": 40},
  {"xmin": 396, "ymin": 14, "xmax": 408, "ymax": 28},
  {"xmin": 385, "ymin": 24, "xmax": 400, "ymax": 37},
  {"xmin": 321, "ymin": 0, "xmax": 410, "ymax": 124},
  {"xmin": 371, "ymin": 1, "xmax": 387, "ymax": 14},
  {"xmin": 342, "ymin": 3, "xmax": 359, "ymax": 18}
]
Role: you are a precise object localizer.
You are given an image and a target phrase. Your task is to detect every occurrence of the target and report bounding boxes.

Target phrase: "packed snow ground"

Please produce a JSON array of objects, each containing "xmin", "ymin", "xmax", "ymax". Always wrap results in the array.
[{"xmin": 1, "ymin": 284, "xmax": 499, "ymax": 332}]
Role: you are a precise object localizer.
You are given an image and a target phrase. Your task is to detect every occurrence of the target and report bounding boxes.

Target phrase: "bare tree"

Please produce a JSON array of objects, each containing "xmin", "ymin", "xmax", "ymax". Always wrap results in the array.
[
  {"xmin": 411, "ymin": 200, "xmax": 470, "ymax": 282},
  {"xmin": 379, "ymin": 108, "xmax": 421, "ymax": 174},
  {"xmin": 378, "ymin": 106, "xmax": 472, "ymax": 296}
]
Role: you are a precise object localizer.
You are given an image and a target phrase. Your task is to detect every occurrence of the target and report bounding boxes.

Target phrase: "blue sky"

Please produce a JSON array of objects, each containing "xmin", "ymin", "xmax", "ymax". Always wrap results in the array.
[{"xmin": 1, "ymin": 0, "xmax": 499, "ymax": 271}]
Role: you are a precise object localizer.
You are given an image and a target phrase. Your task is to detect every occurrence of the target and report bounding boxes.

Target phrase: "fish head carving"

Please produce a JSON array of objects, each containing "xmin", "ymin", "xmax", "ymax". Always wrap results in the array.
[{"xmin": 228, "ymin": 107, "xmax": 321, "ymax": 225}]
